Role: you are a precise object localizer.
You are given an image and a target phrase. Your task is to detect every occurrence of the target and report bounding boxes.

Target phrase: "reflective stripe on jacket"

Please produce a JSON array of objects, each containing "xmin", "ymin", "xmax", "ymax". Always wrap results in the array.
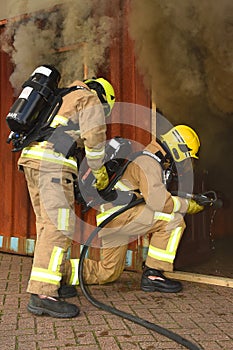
[
  {"xmin": 96, "ymin": 203, "xmax": 128, "ymax": 226},
  {"xmin": 18, "ymin": 114, "xmax": 78, "ymax": 173},
  {"xmin": 20, "ymin": 142, "xmax": 78, "ymax": 171},
  {"xmin": 85, "ymin": 144, "xmax": 105, "ymax": 161}
]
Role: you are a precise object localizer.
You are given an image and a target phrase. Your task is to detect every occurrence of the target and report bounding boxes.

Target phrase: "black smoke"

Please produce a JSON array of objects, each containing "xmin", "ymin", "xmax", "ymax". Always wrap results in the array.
[{"xmin": 129, "ymin": 0, "xmax": 233, "ymax": 205}]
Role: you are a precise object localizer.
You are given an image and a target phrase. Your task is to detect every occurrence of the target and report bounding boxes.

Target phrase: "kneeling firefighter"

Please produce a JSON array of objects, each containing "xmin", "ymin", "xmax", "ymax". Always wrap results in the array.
[
  {"xmin": 6, "ymin": 65, "xmax": 115, "ymax": 318},
  {"xmin": 63, "ymin": 124, "xmax": 204, "ymax": 293}
]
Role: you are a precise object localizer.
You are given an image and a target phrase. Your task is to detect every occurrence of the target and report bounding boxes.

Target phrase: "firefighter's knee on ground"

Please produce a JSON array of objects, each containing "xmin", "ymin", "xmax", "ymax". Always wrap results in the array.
[{"xmin": 98, "ymin": 263, "xmax": 125, "ymax": 285}]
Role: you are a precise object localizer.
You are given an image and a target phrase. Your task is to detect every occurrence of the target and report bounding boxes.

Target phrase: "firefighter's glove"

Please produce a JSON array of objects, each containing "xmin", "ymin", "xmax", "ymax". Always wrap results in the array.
[
  {"xmin": 50, "ymin": 127, "xmax": 77, "ymax": 158},
  {"xmin": 92, "ymin": 165, "xmax": 109, "ymax": 191},
  {"xmin": 187, "ymin": 199, "xmax": 204, "ymax": 214}
]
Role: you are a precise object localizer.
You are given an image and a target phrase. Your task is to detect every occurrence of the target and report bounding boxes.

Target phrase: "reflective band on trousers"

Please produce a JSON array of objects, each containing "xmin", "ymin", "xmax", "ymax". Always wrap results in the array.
[
  {"xmin": 96, "ymin": 206, "xmax": 175, "ymax": 226},
  {"xmin": 96, "ymin": 204, "xmax": 128, "ymax": 226},
  {"xmin": 58, "ymin": 208, "xmax": 70, "ymax": 231},
  {"xmin": 69, "ymin": 259, "xmax": 80, "ymax": 285},
  {"xmin": 85, "ymin": 145, "xmax": 105, "ymax": 160},
  {"xmin": 21, "ymin": 146, "xmax": 77, "ymax": 171},
  {"xmin": 153, "ymin": 211, "xmax": 175, "ymax": 222},
  {"xmin": 30, "ymin": 246, "xmax": 64, "ymax": 285},
  {"xmin": 148, "ymin": 226, "xmax": 183, "ymax": 263},
  {"xmin": 96, "ymin": 179, "xmax": 135, "ymax": 225}
]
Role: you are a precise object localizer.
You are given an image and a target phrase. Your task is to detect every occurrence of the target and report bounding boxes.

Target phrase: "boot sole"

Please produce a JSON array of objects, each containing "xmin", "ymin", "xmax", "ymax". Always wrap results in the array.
[
  {"xmin": 27, "ymin": 304, "xmax": 80, "ymax": 318},
  {"xmin": 141, "ymin": 285, "xmax": 182, "ymax": 293}
]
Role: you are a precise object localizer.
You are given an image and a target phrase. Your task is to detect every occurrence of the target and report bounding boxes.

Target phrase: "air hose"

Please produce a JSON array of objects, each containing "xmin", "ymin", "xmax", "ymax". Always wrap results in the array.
[{"xmin": 78, "ymin": 198, "xmax": 203, "ymax": 350}]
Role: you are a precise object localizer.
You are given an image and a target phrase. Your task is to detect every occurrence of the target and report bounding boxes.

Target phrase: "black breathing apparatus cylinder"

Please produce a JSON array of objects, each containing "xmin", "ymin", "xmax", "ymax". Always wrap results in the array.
[{"xmin": 6, "ymin": 65, "xmax": 62, "ymax": 151}]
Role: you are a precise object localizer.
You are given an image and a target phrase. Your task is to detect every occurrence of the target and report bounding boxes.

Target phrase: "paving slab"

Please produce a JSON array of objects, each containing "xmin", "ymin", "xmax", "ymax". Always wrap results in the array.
[{"xmin": 0, "ymin": 252, "xmax": 233, "ymax": 350}]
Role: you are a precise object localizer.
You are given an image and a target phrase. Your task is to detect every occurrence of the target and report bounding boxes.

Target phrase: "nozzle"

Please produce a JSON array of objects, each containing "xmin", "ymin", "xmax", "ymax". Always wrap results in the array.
[
  {"xmin": 192, "ymin": 191, "xmax": 222, "ymax": 208},
  {"xmin": 172, "ymin": 190, "xmax": 223, "ymax": 209}
]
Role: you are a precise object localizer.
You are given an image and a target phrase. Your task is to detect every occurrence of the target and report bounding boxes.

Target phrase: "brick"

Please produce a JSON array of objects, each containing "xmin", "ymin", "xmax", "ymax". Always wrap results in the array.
[
  {"xmin": 97, "ymin": 336, "xmax": 120, "ymax": 349},
  {"xmin": 74, "ymin": 331, "xmax": 97, "ymax": 345},
  {"xmin": 17, "ymin": 341, "xmax": 37, "ymax": 350}
]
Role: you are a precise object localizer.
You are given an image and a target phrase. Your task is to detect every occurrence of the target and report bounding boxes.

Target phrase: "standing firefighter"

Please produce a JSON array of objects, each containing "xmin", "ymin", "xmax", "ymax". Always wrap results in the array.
[
  {"xmin": 15, "ymin": 65, "xmax": 115, "ymax": 318},
  {"xmin": 63, "ymin": 125, "xmax": 204, "ymax": 293}
]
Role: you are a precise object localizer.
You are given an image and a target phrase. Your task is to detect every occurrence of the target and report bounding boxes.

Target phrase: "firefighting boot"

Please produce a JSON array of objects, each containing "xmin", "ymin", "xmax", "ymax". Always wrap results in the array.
[
  {"xmin": 141, "ymin": 267, "xmax": 182, "ymax": 293},
  {"xmin": 27, "ymin": 294, "xmax": 80, "ymax": 318},
  {"xmin": 58, "ymin": 285, "xmax": 78, "ymax": 298}
]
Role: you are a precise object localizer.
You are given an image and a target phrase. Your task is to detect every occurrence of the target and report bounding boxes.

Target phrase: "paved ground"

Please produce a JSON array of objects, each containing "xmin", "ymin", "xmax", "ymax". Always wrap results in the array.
[{"xmin": 0, "ymin": 252, "xmax": 233, "ymax": 350}]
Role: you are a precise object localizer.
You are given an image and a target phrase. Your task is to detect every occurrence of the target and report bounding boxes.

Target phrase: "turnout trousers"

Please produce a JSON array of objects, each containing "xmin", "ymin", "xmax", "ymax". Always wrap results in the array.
[
  {"xmin": 23, "ymin": 167, "xmax": 75, "ymax": 296},
  {"xmin": 65, "ymin": 204, "xmax": 186, "ymax": 285}
]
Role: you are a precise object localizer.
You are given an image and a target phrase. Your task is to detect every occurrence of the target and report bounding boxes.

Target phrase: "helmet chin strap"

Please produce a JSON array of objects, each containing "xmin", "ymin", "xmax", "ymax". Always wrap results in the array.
[
  {"xmin": 156, "ymin": 139, "xmax": 174, "ymax": 166},
  {"xmin": 154, "ymin": 139, "xmax": 178, "ymax": 186},
  {"xmin": 90, "ymin": 89, "xmax": 98, "ymax": 96},
  {"xmin": 155, "ymin": 150, "xmax": 176, "ymax": 186}
]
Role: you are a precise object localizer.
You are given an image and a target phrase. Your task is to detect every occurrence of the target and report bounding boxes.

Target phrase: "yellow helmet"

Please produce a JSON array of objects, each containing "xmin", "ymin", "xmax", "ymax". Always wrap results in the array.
[
  {"xmin": 84, "ymin": 77, "xmax": 115, "ymax": 117},
  {"xmin": 160, "ymin": 125, "xmax": 200, "ymax": 162}
]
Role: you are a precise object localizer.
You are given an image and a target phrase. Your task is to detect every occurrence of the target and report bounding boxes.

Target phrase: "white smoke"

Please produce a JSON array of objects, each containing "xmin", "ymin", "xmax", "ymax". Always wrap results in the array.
[{"xmin": 0, "ymin": 0, "xmax": 117, "ymax": 91}]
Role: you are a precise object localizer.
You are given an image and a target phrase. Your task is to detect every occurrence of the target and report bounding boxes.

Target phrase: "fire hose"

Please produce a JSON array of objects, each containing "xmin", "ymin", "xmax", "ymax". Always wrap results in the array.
[{"xmin": 78, "ymin": 198, "xmax": 203, "ymax": 350}]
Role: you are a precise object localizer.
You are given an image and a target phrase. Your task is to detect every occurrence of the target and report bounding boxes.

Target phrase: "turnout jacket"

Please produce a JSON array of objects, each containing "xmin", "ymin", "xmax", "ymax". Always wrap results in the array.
[
  {"xmin": 96, "ymin": 139, "xmax": 189, "ymax": 230},
  {"xmin": 18, "ymin": 80, "xmax": 106, "ymax": 175}
]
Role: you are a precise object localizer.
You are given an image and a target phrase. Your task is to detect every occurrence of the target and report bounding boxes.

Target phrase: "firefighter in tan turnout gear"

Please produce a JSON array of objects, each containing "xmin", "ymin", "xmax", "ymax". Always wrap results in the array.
[
  {"xmin": 64, "ymin": 125, "xmax": 204, "ymax": 293},
  {"xmin": 18, "ymin": 68, "xmax": 115, "ymax": 318}
]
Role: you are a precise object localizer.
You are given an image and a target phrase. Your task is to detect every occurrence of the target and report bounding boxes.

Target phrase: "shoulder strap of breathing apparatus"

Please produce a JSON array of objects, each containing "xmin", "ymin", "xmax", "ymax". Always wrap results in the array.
[
  {"xmin": 76, "ymin": 138, "xmax": 172, "ymax": 212},
  {"xmin": 6, "ymin": 65, "xmax": 87, "ymax": 152},
  {"xmin": 6, "ymin": 85, "xmax": 85, "ymax": 152}
]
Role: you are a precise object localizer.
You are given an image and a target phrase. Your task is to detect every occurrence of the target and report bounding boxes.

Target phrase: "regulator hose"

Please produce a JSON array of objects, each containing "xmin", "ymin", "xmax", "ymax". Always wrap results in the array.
[{"xmin": 78, "ymin": 198, "xmax": 203, "ymax": 350}]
